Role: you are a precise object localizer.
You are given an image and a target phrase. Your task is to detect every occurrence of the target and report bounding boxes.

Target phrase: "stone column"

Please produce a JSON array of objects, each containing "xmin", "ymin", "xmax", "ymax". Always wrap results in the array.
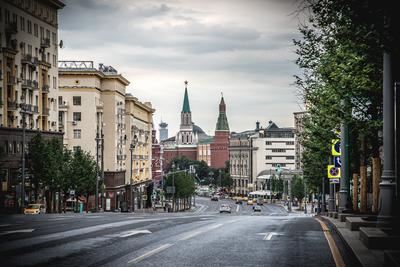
[{"xmin": 378, "ymin": 52, "xmax": 396, "ymax": 220}]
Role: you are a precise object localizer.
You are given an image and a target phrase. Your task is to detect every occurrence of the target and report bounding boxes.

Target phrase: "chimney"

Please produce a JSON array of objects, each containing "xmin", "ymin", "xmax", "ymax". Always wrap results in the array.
[{"xmin": 256, "ymin": 121, "xmax": 260, "ymax": 131}]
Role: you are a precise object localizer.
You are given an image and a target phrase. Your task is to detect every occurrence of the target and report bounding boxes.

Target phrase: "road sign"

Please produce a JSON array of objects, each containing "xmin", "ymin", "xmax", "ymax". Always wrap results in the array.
[
  {"xmin": 334, "ymin": 156, "xmax": 341, "ymax": 168},
  {"xmin": 275, "ymin": 164, "xmax": 282, "ymax": 174},
  {"xmin": 70, "ymin": 190, "xmax": 75, "ymax": 196},
  {"xmin": 327, "ymin": 165, "xmax": 341, "ymax": 178},
  {"xmin": 332, "ymin": 139, "xmax": 341, "ymax": 156},
  {"xmin": 330, "ymin": 179, "xmax": 340, "ymax": 184}
]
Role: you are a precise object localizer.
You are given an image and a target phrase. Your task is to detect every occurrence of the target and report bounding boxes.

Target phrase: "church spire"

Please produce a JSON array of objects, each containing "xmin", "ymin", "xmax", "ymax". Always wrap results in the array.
[
  {"xmin": 182, "ymin": 80, "xmax": 191, "ymax": 113},
  {"xmin": 215, "ymin": 93, "xmax": 229, "ymax": 132}
]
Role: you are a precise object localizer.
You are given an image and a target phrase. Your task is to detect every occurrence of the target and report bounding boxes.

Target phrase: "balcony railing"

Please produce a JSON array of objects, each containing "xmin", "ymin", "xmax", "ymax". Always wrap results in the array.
[
  {"xmin": 58, "ymin": 101, "xmax": 68, "ymax": 109},
  {"xmin": 21, "ymin": 79, "xmax": 39, "ymax": 90},
  {"xmin": 117, "ymin": 155, "xmax": 127, "ymax": 161},
  {"xmin": 40, "ymin": 38, "xmax": 50, "ymax": 48},
  {"xmin": 7, "ymin": 76, "xmax": 17, "ymax": 85},
  {"xmin": 7, "ymin": 101, "xmax": 18, "ymax": 110},
  {"xmin": 21, "ymin": 54, "xmax": 39, "ymax": 66},
  {"xmin": 42, "ymin": 84, "xmax": 50, "ymax": 93}
]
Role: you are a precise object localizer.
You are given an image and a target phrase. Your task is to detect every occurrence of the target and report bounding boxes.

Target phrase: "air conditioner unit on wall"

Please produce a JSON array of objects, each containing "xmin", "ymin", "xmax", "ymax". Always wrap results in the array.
[{"xmin": 72, "ymin": 121, "xmax": 77, "ymax": 125}]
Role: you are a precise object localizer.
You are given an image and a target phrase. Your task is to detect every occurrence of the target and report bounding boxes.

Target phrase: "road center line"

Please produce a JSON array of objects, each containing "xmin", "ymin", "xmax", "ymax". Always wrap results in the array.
[
  {"xmin": 127, "ymin": 243, "xmax": 174, "ymax": 264},
  {"xmin": 236, "ymin": 205, "xmax": 240, "ymax": 212}
]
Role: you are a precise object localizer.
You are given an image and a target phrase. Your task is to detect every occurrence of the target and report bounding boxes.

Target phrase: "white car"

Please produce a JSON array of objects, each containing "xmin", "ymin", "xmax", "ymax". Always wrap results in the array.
[{"xmin": 219, "ymin": 204, "xmax": 231, "ymax": 213}]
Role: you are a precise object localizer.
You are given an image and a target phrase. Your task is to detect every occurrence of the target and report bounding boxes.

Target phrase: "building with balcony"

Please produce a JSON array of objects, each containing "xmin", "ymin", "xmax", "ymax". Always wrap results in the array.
[
  {"xmin": 58, "ymin": 60, "xmax": 130, "ymax": 211},
  {"xmin": 0, "ymin": 0, "xmax": 64, "ymax": 213},
  {"xmin": 125, "ymin": 94, "xmax": 154, "ymax": 209}
]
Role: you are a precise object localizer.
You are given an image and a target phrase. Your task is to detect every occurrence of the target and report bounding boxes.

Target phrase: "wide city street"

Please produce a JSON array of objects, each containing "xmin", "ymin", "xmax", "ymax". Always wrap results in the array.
[{"xmin": 0, "ymin": 197, "xmax": 357, "ymax": 267}]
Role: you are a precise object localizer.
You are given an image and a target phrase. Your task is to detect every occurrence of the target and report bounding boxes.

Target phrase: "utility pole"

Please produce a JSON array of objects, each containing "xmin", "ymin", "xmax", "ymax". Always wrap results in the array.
[
  {"xmin": 130, "ymin": 134, "xmax": 138, "ymax": 212},
  {"xmin": 219, "ymin": 169, "xmax": 222, "ymax": 188},
  {"xmin": 339, "ymin": 99, "xmax": 350, "ymax": 213}
]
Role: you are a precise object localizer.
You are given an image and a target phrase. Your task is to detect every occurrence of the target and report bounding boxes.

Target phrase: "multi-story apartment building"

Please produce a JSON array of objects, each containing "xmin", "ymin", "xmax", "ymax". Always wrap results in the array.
[
  {"xmin": 0, "ymin": 0, "xmax": 64, "ymax": 212},
  {"xmin": 58, "ymin": 61, "xmax": 130, "ymax": 211},
  {"xmin": 125, "ymin": 93, "xmax": 154, "ymax": 209},
  {"xmin": 252, "ymin": 121, "xmax": 295, "ymax": 190},
  {"xmin": 229, "ymin": 129, "xmax": 256, "ymax": 195}
]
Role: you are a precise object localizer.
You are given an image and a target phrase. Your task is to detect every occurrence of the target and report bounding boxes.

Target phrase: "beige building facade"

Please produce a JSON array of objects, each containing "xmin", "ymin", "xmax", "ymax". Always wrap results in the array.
[
  {"xmin": 58, "ymin": 61, "xmax": 130, "ymax": 211},
  {"xmin": 125, "ymin": 94, "xmax": 154, "ymax": 209}
]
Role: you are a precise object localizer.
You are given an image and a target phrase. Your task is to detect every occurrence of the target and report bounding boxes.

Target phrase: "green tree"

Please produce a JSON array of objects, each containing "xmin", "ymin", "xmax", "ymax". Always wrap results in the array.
[
  {"xmin": 291, "ymin": 175, "xmax": 305, "ymax": 209},
  {"xmin": 70, "ymin": 149, "xmax": 97, "ymax": 212}
]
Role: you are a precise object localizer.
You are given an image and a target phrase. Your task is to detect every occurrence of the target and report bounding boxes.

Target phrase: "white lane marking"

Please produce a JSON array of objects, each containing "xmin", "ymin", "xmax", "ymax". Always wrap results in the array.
[
  {"xmin": 0, "ymin": 229, "xmax": 35, "ymax": 235},
  {"xmin": 119, "ymin": 229, "xmax": 151, "ymax": 238},
  {"xmin": 127, "ymin": 243, "xmax": 174, "ymax": 264},
  {"xmin": 236, "ymin": 205, "xmax": 240, "ymax": 212},
  {"xmin": 178, "ymin": 223, "xmax": 223, "ymax": 241},
  {"xmin": 0, "ymin": 224, "xmax": 12, "ymax": 227},
  {"xmin": 263, "ymin": 232, "xmax": 283, "ymax": 240}
]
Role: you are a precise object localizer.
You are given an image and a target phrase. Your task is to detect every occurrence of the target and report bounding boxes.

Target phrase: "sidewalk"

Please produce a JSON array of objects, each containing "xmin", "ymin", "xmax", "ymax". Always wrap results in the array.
[{"xmin": 321, "ymin": 215, "xmax": 385, "ymax": 267}]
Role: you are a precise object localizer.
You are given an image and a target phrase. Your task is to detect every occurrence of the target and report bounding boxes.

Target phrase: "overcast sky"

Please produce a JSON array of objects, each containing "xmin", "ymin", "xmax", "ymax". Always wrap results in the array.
[{"xmin": 59, "ymin": 0, "xmax": 304, "ymax": 137}]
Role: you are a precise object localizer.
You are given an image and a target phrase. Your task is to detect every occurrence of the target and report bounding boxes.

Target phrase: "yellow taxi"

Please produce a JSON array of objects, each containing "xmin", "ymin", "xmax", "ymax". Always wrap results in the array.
[
  {"xmin": 242, "ymin": 196, "xmax": 248, "ymax": 201},
  {"xmin": 247, "ymin": 199, "xmax": 254, "ymax": 205},
  {"xmin": 24, "ymin": 204, "xmax": 46, "ymax": 214}
]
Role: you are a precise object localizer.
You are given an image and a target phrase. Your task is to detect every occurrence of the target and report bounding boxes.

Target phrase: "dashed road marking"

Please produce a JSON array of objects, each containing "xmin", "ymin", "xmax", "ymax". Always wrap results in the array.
[
  {"xmin": 127, "ymin": 243, "xmax": 174, "ymax": 264},
  {"xmin": 0, "ymin": 229, "xmax": 35, "ymax": 235}
]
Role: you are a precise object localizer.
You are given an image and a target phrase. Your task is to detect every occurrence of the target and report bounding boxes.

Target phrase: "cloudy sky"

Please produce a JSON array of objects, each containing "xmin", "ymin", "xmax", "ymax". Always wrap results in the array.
[{"xmin": 59, "ymin": 0, "xmax": 304, "ymax": 137}]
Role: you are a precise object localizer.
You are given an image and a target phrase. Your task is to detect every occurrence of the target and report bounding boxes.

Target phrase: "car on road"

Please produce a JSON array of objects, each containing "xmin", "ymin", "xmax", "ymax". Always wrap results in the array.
[
  {"xmin": 219, "ymin": 204, "xmax": 232, "ymax": 213},
  {"xmin": 247, "ymin": 199, "xmax": 254, "ymax": 205},
  {"xmin": 211, "ymin": 195, "xmax": 219, "ymax": 201},
  {"xmin": 253, "ymin": 205, "xmax": 262, "ymax": 212},
  {"xmin": 24, "ymin": 204, "xmax": 46, "ymax": 214}
]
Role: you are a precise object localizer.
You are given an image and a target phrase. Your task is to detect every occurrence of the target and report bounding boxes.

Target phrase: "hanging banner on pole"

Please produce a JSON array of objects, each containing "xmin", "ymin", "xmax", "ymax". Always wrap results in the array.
[
  {"xmin": 327, "ymin": 165, "xmax": 341, "ymax": 179},
  {"xmin": 332, "ymin": 139, "xmax": 341, "ymax": 156}
]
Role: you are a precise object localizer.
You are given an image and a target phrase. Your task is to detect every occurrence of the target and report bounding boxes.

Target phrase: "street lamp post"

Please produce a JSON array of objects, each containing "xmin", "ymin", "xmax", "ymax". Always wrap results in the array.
[
  {"xmin": 129, "ymin": 135, "xmax": 138, "ymax": 212},
  {"xmin": 95, "ymin": 132, "xmax": 100, "ymax": 212},
  {"xmin": 20, "ymin": 93, "xmax": 27, "ymax": 213},
  {"xmin": 219, "ymin": 169, "xmax": 222, "ymax": 188}
]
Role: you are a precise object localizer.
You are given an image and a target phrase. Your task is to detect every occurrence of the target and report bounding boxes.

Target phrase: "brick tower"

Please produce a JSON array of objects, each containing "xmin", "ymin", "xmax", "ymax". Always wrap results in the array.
[{"xmin": 211, "ymin": 94, "xmax": 230, "ymax": 168}]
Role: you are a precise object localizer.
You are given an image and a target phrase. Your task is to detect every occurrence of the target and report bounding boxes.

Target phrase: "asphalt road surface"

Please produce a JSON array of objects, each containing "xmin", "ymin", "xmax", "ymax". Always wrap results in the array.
[{"xmin": 0, "ymin": 197, "xmax": 343, "ymax": 267}]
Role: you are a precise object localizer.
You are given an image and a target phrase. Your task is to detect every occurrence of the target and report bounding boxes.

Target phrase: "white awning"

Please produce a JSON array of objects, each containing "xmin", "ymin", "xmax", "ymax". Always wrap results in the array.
[{"xmin": 257, "ymin": 175, "xmax": 272, "ymax": 180}]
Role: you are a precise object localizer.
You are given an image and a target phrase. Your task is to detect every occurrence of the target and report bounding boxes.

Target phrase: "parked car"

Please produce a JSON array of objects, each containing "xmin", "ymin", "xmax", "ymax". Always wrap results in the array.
[
  {"xmin": 211, "ymin": 195, "xmax": 219, "ymax": 201},
  {"xmin": 253, "ymin": 205, "xmax": 262, "ymax": 212},
  {"xmin": 235, "ymin": 198, "xmax": 243, "ymax": 204},
  {"xmin": 219, "ymin": 204, "xmax": 231, "ymax": 213},
  {"xmin": 247, "ymin": 199, "xmax": 253, "ymax": 205},
  {"xmin": 24, "ymin": 204, "xmax": 46, "ymax": 214}
]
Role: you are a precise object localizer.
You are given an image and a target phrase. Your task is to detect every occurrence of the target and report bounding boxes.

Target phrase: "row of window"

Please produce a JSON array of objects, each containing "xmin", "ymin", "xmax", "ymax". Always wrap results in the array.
[
  {"xmin": 265, "ymin": 141, "xmax": 294, "ymax": 145},
  {"xmin": 1, "ymin": 7, "xmax": 57, "ymax": 44},
  {"xmin": 266, "ymin": 156, "xmax": 295, "ymax": 160}
]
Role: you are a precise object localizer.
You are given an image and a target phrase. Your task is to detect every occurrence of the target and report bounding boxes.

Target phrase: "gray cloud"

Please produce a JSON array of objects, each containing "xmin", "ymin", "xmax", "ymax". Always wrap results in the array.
[{"xmin": 59, "ymin": 0, "xmax": 303, "ymax": 136}]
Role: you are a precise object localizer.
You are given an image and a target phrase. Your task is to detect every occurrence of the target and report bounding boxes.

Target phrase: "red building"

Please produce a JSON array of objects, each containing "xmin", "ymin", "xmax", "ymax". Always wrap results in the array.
[
  {"xmin": 151, "ymin": 128, "xmax": 162, "ymax": 187},
  {"xmin": 210, "ymin": 96, "xmax": 230, "ymax": 168}
]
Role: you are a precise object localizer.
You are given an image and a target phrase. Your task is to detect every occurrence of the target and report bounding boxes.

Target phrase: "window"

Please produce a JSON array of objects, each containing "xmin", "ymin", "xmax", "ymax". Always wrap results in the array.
[
  {"xmin": 52, "ymin": 32, "xmax": 56, "ymax": 44},
  {"xmin": 5, "ymin": 9, "xmax": 10, "ymax": 23},
  {"xmin": 265, "ymin": 141, "xmax": 272, "ymax": 145},
  {"xmin": 271, "ymin": 149, "xmax": 286, "ymax": 153},
  {"xmin": 73, "ymin": 146, "xmax": 81, "ymax": 152},
  {"xmin": 265, "ymin": 156, "xmax": 272, "ymax": 160},
  {"xmin": 27, "ymin": 20, "xmax": 32, "ymax": 33},
  {"xmin": 272, "ymin": 163, "xmax": 286, "ymax": 167},
  {"xmin": 73, "ymin": 112, "xmax": 81, "ymax": 121},
  {"xmin": 286, "ymin": 141, "xmax": 294, "ymax": 145},
  {"xmin": 73, "ymin": 96, "xmax": 81, "ymax": 105},
  {"xmin": 73, "ymin": 129, "xmax": 81, "ymax": 139},
  {"xmin": 40, "ymin": 26, "xmax": 44, "ymax": 39},
  {"xmin": 34, "ymin": 23, "xmax": 38, "ymax": 37},
  {"xmin": 286, "ymin": 156, "xmax": 295, "ymax": 160},
  {"xmin": 20, "ymin": 16, "xmax": 25, "ymax": 31}
]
